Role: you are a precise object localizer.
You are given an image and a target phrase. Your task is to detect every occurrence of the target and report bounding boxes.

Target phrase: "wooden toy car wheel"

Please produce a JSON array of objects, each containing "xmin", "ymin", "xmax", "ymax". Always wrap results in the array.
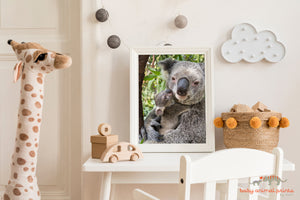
[
  {"xmin": 130, "ymin": 153, "xmax": 139, "ymax": 161},
  {"xmin": 109, "ymin": 155, "xmax": 118, "ymax": 163}
]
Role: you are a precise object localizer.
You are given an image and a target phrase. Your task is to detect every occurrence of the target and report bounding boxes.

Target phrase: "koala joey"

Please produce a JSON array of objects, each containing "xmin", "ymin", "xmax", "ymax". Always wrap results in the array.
[
  {"xmin": 141, "ymin": 88, "xmax": 176, "ymax": 143},
  {"xmin": 141, "ymin": 58, "xmax": 206, "ymax": 144},
  {"xmin": 154, "ymin": 88, "xmax": 174, "ymax": 116}
]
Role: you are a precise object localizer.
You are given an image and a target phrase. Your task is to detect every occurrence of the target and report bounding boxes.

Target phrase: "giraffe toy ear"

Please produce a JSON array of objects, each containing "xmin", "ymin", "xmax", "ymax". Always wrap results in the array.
[{"xmin": 13, "ymin": 61, "xmax": 23, "ymax": 83}]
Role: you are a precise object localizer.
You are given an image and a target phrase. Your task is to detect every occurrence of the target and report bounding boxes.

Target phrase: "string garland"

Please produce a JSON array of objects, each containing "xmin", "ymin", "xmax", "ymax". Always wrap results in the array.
[{"xmin": 95, "ymin": 0, "xmax": 188, "ymax": 49}]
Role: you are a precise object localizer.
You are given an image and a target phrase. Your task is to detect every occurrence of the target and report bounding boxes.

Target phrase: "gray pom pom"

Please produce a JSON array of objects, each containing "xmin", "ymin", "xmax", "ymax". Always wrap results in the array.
[
  {"xmin": 174, "ymin": 15, "xmax": 188, "ymax": 29},
  {"xmin": 96, "ymin": 8, "xmax": 109, "ymax": 22},
  {"xmin": 107, "ymin": 35, "xmax": 121, "ymax": 49}
]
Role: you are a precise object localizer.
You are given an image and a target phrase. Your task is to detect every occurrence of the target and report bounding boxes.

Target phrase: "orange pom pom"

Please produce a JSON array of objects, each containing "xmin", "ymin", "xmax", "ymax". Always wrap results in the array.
[
  {"xmin": 250, "ymin": 117, "xmax": 261, "ymax": 129},
  {"xmin": 268, "ymin": 116, "xmax": 279, "ymax": 128},
  {"xmin": 214, "ymin": 117, "xmax": 224, "ymax": 128},
  {"xmin": 226, "ymin": 117, "xmax": 237, "ymax": 129},
  {"xmin": 280, "ymin": 117, "xmax": 290, "ymax": 128}
]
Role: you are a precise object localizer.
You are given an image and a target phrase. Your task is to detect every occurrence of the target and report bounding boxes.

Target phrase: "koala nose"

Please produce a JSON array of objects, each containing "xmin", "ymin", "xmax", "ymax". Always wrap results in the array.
[
  {"xmin": 177, "ymin": 77, "xmax": 189, "ymax": 96},
  {"xmin": 166, "ymin": 88, "xmax": 172, "ymax": 94}
]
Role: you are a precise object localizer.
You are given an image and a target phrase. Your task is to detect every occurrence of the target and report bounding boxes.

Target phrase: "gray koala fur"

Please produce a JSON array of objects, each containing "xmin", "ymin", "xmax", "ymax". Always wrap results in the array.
[{"xmin": 141, "ymin": 58, "xmax": 206, "ymax": 144}]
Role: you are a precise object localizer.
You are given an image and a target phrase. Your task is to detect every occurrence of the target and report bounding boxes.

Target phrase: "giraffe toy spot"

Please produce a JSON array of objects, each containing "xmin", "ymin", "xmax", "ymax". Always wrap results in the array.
[
  {"xmin": 35, "ymin": 102, "xmax": 41, "ymax": 108},
  {"xmin": 13, "ymin": 188, "xmax": 21, "ymax": 196},
  {"xmin": 4, "ymin": 193, "xmax": 10, "ymax": 200},
  {"xmin": 25, "ymin": 55, "xmax": 32, "ymax": 63},
  {"xmin": 24, "ymin": 84, "xmax": 33, "ymax": 91},
  {"xmin": 28, "ymin": 117, "xmax": 34, "ymax": 122},
  {"xmin": 32, "ymin": 126, "xmax": 39, "ymax": 133},
  {"xmin": 13, "ymin": 173, "xmax": 18, "ymax": 179},
  {"xmin": 19, "ymin": 133, "xmax": 29, "ymax": 141},
  {"xmin": 37, "ymin": 77, "xmax": 43, "ymax": 84},
  {"xmin": 22, "ymin": 109, "xmax": 32, "ymax": 116},
  {"xmin": 22, "ymin": 74, "xmax": 26, "ymax": 80},
  {"xmin": 15, "ymin": 184, "xmax": 23, "ymax": 187},
  {"xmin": 31, "ymin": 93, "xmax": 37, "ymax": 97},
  {"xmin": 18, "ymin": 123, "xmax": 22, "ymax": 128},
  {"xmin": 26, "ymin": 143, "xmax": 32, "ymax": 147},
  {"xmin": 20, "ymin": 99, "xmax": 25, "ymax": 104},
  {"xmin": 27, "ymin": 176, "xmax": 33, "ymax": 183},
  {"xmin": 17, "ymin": 158, "xmax": 26, "ymax": 165},
  {"xmin": 16, "ymin": 147, "xmax": 20, "ymax": 153},
  {"xmin": 23, "ymin": 167, "xmax": 29, "ymax": 171},
  {"xmin": 29, "ymin": 151, "xmax": 35, "ymax": 157}
]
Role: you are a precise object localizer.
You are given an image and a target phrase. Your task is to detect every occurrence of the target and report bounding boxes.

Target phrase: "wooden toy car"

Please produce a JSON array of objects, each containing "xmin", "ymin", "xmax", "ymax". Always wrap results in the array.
[{"xmin": 100, "ymin": 142, "xmax": 143, "ymax": 163}]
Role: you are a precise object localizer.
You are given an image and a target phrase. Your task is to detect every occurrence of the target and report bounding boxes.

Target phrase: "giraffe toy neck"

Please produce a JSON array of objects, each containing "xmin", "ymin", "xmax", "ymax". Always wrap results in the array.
[{"xmin": 5, "ymin": 66, "xmax": 45, "ymax": 200}]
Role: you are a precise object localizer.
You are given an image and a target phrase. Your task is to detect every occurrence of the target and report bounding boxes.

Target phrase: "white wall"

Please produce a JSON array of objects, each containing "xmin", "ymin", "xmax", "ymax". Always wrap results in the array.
[{"xmin": 81, "ymin": 0, "xmax": 299, "ymax": 199}]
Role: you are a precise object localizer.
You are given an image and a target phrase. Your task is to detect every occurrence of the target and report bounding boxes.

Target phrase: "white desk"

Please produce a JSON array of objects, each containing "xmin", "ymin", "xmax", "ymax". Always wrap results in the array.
[{"xmin": 82, "ymin": 153, "xmax": 295, "ymax": 200}]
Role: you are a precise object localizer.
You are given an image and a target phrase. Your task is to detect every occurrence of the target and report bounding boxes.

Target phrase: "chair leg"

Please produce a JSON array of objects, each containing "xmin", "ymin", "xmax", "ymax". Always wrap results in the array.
[{"xmin": 203, "ymin": 181, "xmax": 216, "ymax": 200}]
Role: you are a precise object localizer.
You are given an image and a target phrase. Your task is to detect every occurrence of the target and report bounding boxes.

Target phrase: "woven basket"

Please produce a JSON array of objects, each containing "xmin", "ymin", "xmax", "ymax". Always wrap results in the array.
[{"xmin": 221, "ymin": 112, "xmax": 282, "ymax": 153}]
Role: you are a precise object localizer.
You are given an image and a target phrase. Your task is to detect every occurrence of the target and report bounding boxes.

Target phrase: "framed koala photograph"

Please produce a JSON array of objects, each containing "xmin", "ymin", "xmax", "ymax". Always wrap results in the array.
[{"xmin": 130, "ymin": 47, "xmax": 214, "ymax": 152}]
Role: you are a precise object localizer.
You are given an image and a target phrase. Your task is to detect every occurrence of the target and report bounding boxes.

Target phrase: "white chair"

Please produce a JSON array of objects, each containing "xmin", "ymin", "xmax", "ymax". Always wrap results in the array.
[{"xmin": 133, "ymin": 147, "xmax": 284, "ymax": 200}]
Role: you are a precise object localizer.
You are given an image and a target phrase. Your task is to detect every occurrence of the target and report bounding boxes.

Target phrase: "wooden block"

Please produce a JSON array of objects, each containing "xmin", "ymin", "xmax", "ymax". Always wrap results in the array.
[
  {"xmin": 91, "ymin": 135, "xmax": 118, "ymax": 159},
  {"xmin": 252, "ymin": 101, "xmax": 268, "ymax": 112},
  {"xmin": 230, "ymin": 104, "xmax": 253, "ymax": 112},
  {"xmin": 264, "ymin": 108, "xmax": 271, "ymax": 112}
]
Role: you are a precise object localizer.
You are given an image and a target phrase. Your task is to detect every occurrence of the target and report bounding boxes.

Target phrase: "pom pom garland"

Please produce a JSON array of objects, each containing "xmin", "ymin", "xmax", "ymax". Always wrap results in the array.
[
  {"xmin": 226, "ymin": 117, "xmax": 238, "ymax": 129},
  {"xmin": 250, "ymin": 117, "xmax": 262, "ymax": 129},
  {"xmin": 280, "ymin": 117, "xmax": 290, "ymax": 128},
  {"xmin": 214, "ymin": 117, "xmax": 224, "ymax": 128},
  {"xmin": 174, "ymin": 15, "xmax": 188, "ymax": 29},
  {"xmin": 107, "ymin": 35, "xmax": 121, "ymax": 49},
  {"xmin": 268, "ymin": 116, "xmax": 279, "ymax": 128}
]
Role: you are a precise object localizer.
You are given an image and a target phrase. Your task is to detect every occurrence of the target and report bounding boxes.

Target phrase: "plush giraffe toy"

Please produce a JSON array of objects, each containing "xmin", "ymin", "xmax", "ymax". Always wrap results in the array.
[{"xmin": 3, "ymin": 40, "xmax": 72, "ymax": 200}]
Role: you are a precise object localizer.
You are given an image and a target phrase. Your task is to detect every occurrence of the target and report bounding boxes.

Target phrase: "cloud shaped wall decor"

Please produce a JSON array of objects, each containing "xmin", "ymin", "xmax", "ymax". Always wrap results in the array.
[{"xmin": 221, "ymin": 23, "xmax": 285, "ymax": 63}]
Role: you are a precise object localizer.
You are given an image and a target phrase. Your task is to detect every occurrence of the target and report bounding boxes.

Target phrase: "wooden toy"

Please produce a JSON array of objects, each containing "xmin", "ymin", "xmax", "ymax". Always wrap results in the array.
[
  {"xmin": 98, "ymin": 123, "xmax": 112, "ymax": 136},
  {"xmin": 230, "ymin": 104, "xmax": 253, "ymax": 112},
  {"xmin": 214, "ymin": 101, "xmax": 290, "ymax": 152},
  {"xmin": 252, "ymin": 101, "xmax": 268, "ymax": 112},
  {"xmin": 91, "ymin": 123, "xmax": 118, "ymax": 159},
  {"xmin": 100, "ymin": 142, "xmax": 143, "ymax": 163},
  {"xmin": 91, "ymin": 134, "xmax": 118, "ymax": 159}
]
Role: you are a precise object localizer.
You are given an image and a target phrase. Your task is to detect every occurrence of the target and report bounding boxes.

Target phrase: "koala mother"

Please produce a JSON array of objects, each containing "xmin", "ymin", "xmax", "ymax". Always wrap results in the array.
[{"xmin": 142, "ymin": 58, "xmax": 206, "ymax": 143}]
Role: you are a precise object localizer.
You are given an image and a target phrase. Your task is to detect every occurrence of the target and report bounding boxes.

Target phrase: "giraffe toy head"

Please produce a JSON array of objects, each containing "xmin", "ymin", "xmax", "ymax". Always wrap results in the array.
[{"xmin": 8, "ymin": 40, "xmax": 72, "ymax": 81}]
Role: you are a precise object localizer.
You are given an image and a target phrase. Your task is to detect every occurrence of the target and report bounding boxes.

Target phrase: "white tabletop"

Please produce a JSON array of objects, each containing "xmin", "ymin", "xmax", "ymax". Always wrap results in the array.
[{"xmin": 82, "ymin": 153, "xmax": 296, "ymax": 172}]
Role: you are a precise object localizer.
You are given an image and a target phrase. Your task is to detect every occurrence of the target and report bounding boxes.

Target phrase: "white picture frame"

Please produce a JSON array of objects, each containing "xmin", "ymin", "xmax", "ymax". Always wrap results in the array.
[{"xmin": 130, "ymin": 47, "xmax": 215, "ymax": 152}]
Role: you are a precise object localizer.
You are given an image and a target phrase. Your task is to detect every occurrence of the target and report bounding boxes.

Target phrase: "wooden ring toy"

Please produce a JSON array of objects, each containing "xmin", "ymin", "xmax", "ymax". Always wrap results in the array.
[{"xmin": 98, "ymin": 123, "xmax": 112, "ymax": 136}]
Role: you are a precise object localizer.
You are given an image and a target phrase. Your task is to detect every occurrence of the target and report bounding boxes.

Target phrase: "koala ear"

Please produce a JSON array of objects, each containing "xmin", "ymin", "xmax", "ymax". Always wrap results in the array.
[
  {"xmin": 199, "ymin": 62, "xmax": 205, "ymax": 74},
  {"xmin": 159, "ymin": 58, "xmax": 177, "ymax": 73}
]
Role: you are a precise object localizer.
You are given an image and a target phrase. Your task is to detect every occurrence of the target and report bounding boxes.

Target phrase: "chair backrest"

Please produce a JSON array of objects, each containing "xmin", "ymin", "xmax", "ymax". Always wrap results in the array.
[{"xmin": 179, "ymin": 147, "xmax": 284, "ymax": 200}]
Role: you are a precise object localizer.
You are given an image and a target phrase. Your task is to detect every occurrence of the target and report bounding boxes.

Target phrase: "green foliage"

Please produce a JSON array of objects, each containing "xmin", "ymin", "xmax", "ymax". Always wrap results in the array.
[{"xmin": 141, "ymin": 54, "xmax": 204, "ymax": 119}]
